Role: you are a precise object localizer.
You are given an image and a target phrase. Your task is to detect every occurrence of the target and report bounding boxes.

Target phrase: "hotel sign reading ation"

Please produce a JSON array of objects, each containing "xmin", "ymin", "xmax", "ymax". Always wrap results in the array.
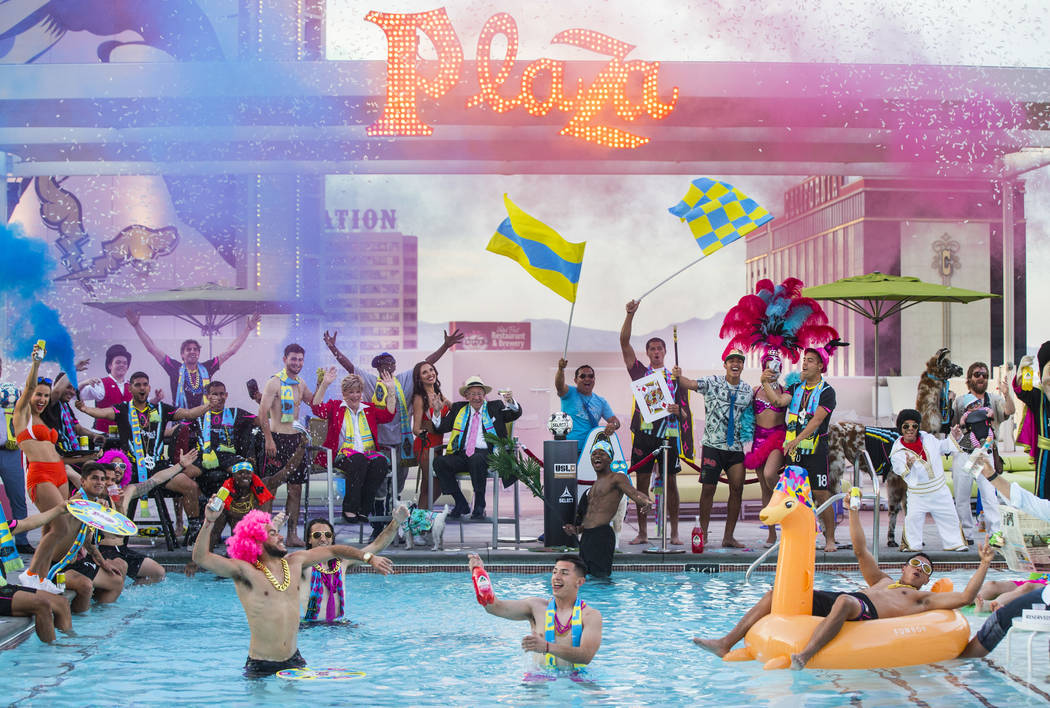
[{"xmin": 365, "ymin": 7, "xmax": 679, "ymax": 149}]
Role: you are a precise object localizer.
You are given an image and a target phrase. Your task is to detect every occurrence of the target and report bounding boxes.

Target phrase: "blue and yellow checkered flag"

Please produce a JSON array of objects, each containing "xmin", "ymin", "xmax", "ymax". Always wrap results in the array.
[
  {"xmin": 668, "ymin": 178, "xmax": 773, "ymax": 254},
  {"xmin": 486, "ymin": 195, "xmax": 586, "ymax": 303}
]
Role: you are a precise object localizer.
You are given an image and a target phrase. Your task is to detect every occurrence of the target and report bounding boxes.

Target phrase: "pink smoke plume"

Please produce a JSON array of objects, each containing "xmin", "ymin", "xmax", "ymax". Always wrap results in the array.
[{"xmin": 226, "ymin": 510, "xmax": 271, "ymax": 564}]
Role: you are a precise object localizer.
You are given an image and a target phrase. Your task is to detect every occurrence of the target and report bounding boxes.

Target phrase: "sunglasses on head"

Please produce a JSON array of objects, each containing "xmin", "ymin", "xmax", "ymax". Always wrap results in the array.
[
  {"xmin": 37, "ymin": 377, "xmax": 52, "ymax": 385},
  {"xmin": 311, "ymin": 531, "xmax": 333, "ymax": 540},
  {"xmin": 907, "ymin": 557, "xmax": 932, "ymax": 575},
  {"xmin": 901, "ymin": 422, "xmax": 919, "ymax": 430}
]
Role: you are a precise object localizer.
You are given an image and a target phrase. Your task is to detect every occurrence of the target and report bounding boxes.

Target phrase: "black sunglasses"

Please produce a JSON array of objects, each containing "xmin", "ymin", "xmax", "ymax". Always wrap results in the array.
[
  {"xmin": 971, "ymin": 371, "xmax": 988, "ymax": 379},
  {"xmin": 577, "ymin": 373, "xmax": 595, "ymax": 379}
]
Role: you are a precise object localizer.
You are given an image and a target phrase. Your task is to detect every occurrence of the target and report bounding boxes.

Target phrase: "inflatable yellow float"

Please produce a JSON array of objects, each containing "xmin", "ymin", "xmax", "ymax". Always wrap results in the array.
[{"xmin": 723, "ymin": 466, "xmax": 969, "ymax": 670}]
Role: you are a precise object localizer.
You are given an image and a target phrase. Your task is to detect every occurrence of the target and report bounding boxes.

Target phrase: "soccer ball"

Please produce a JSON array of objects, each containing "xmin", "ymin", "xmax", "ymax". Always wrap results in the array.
[
  {"xmin": 0, "ymin": 383, "xmax": 18, "ymax": 410},
  {"xmin": 547, "ymin": 411, "xmax": 573, "ymax": 439}
]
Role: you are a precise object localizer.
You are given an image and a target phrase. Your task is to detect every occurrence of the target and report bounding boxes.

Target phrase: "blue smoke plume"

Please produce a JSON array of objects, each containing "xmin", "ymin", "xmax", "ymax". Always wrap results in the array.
[{"xmin": 0, "ymin": 223, "xmax": 79, "ymax": 387}]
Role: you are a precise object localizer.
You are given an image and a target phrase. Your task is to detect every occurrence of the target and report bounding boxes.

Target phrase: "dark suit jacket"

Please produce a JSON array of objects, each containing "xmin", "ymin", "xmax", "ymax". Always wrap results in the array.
[{"xmin": 437, "ymin": 400, "xmax": 523, "ymax": 453}]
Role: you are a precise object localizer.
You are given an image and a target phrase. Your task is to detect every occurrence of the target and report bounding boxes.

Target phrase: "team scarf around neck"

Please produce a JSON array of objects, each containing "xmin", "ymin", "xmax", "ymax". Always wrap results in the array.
[
  {"xmin": 275, "ymin": 369, "xmax": 299, "ymax": 423},
  {"xmin": 544, "ymin": 596, "xmax": 585, "ymax": 670},
  {"xmin": 339, "ymin": 405, "xmax": 379, "ymax": 457},
  {"xmin": 786, "ymin": 379, "xmax": 825, "ymax": 454},
  {"xmin": 175, "ymin": 362, "xmax": 210, "ymax": 409},
  {"xmin": 304, "ymin": 559, "xmax": 344, "ymax": 622},
  {"xmin": 372, "ymin": 378, "xmax": 412, "ymax": 451},
  {"xmin": 58, "ymin": 402, "xmax": 79, "ymax": 451},
  {"xmin": 0, "ymin": 501, "xmax": 24, "ymax": 582},
  {"xmin": 446, "ymin": 403, "xmax": 496, "ymax": 454},
  {"xmin": 199, "ymin": 407, "xmax": 236, "ymax": 469},
  {"xmin": 48, "ymin": 507, "xmax": 96, "ymax": 581},
  {"xmin": 128, "ymin": 403, "xmax": 162, "ymax": 484}
]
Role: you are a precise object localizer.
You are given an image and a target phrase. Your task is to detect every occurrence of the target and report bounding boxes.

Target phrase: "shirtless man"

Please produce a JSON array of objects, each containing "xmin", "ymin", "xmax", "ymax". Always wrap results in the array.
[
  {"xmin": 258, "ymin": 343, "xmax": 314, "ymax": 547},
  {"xmin": 192, "ymin": 494, "xmax": 395, "ymax": 678},
  {"xmin": 469, "ymin": 553, "xmax": 602, "ymax": 670},
  {"xmin": 562, "ymin": 436, "xmax": 653, "ymax": 578},
  {"xmin": 694, "ymin": 492, "xmax": 995, "ymax": 668}
]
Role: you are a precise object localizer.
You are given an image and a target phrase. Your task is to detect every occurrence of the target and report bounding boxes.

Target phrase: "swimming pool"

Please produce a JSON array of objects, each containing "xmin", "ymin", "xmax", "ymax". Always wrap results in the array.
[{"xmin": 2, "ymin": 569, "xmax": 1048, "ymax": 706}]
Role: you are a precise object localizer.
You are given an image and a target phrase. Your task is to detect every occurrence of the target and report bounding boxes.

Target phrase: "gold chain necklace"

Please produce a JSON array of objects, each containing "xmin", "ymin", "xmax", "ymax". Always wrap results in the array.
[
  {"xmin": 313, "ymin": 560, "xmax": 341, "ymax": 575},
  {"xmin": 254, "ymin": 558, "xmax": 291, "ymax": 592}
]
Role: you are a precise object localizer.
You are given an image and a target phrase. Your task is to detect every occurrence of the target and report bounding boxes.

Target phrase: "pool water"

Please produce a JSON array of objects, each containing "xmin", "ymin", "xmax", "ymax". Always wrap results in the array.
[{"xmin": 3, "ymin": 569, "xmax": 1049, "ymax": 706}]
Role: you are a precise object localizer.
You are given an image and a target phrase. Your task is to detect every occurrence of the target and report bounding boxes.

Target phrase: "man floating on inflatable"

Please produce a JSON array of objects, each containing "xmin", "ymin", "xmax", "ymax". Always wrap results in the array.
[{"xmin": 694, "ymin": 466, "xmax": 996, "ymax": 669}]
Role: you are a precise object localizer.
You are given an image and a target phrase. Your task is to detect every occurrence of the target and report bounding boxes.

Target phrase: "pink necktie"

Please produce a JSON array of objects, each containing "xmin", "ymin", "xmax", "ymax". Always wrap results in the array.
[{"xmin": 465, "ymin": 410, "xmax": 480, "ymax": 456}]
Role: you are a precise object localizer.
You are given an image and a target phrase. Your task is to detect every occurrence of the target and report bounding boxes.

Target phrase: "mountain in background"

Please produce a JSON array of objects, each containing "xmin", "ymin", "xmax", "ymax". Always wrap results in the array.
[{"xmin": 422, "ymin": 313, "xmax": 727, "ymax": 361}]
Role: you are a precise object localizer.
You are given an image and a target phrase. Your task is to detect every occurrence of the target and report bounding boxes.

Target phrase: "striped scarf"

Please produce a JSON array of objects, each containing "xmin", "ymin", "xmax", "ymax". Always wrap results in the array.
[
  {"xmin": 786, "ymin": 380, "xmax": 826, "ymax": 454},
  {"xmin": 48, "ymin": 522, "xmax": 94, "ymax": 581},
  {"xmin": 446, "ymin": 404, "xmax": 496, "ymax": 454},
  {"xmin": 304, "ymin": 560, "xmax": 344, "ymax": 622},
  {"xmin": 274, "ymin": 369, "xmax": 300, "ymax": 423},
  {"xmin": 57, "ymin": 402, "xmax": 79, "ymax": 451},
  {"xmin": 175, "ymin": 363, "xmax": 210, "ymax": 409},
  {"xmin": 338, "ymin": 406, "xmax": 380, "ymax": 457},
  {"xmin": 0, "ymin": 501, "xmax": 23, "ymax": 582},
  {"xmin": 372, "ymin": 378, "xmax": 412, "ymax": 457},
  {"xmin": 199, "ymin": 407, "xmax": 236, "ymax": 469}
]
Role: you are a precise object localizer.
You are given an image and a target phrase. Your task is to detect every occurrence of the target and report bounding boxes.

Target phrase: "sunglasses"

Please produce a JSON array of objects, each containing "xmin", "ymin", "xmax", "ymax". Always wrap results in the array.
[
  {"xmin": 37, "ymin": 377, "xmax": 52, "ymax": 385},
  {"xmin": 907, "ymin": 557, "xmax": 933, "ymax": 575},
  {"xmin": 901, "ymin": 422, "xmax": 919, "ymax": 430},
  {"xmin": 971, "ymin": 372, "xmax": 988, "ymax": 379},
  {"xmin": 311, "ymin": 531, "xmax": 333, "ymax": 540},
  {"xmin": 577, "ymin": 373, "xmax": 595, "ymax": 379}
]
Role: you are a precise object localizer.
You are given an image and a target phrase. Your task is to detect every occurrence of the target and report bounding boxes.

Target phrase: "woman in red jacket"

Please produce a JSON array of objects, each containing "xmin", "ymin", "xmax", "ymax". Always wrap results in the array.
[{"xmin": 312, "ymin": 368, "xmax": 396, "ymax": 523}]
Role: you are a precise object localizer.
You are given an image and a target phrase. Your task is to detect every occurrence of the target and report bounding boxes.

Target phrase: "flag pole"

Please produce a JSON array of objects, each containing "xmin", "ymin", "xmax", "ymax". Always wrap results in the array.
[
  {"xmin": 562, "ymin": 300, "xmax": 576, "ymax": 360},
  {"xmin": 636, "ymin": 253, "xmax": 706, "ymax": 301}
]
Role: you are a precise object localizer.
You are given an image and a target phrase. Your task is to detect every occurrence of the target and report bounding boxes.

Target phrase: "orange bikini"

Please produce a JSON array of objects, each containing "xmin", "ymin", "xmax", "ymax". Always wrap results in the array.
[{"xmin": 17, "ymin": 424, "xmax": 68, "ymax": 502}]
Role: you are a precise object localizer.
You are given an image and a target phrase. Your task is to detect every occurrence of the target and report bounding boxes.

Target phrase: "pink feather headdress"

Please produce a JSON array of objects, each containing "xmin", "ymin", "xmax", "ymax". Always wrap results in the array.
[{"xmin": 719, "ymin": 278, "xmax": 839, "ymax": 363}]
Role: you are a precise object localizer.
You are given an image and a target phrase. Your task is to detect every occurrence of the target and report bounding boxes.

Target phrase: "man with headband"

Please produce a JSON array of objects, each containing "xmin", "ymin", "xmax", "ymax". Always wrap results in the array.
[
  {"xmin": 562, "ymin": 435, "xmax": 653, "ymax": 578},
  {"xmin": 193, "ymin": 500, "xmax": 396, "ymax": 678}
]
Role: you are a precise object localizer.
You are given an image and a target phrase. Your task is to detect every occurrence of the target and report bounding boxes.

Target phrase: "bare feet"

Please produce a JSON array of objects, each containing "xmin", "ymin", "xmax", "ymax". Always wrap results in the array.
[
  {"xmin": 790, "ymin": 653, "xmax": 808, "ymax": 670},
  {"xmin": 670, "ymin": 536, "xmax": 683, "ymax": 545},
  {"xmin": 975, "ymin": 597, "xmax": 987, "ymax": 612},
  {"xmin": 628, "ymin": 535, "xmax": 649, "ymax": 545},
  {"xmin": 989, "ymin": 599, "xmax": 1003, "ymax": 612},
  {"xmin": 823, "ymin": 540, "xmax": 838, "ymax": 553},
  {"xmin": 722, "ymin": 538, "xmax": 746, "ymax": 549},
  {"xmin": 285, "ymin": 535, "xmax": 306, "ymax": 548},
  {"xmin": 693, "ymin": 636, "xmax": 729, "ymax": 657}
]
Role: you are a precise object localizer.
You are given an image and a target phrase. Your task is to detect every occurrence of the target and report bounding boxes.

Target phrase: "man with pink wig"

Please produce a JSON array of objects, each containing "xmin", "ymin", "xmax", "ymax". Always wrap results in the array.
[{"xmin": 193, "ymin": 496, "xmax": 396, "ymax": 677}]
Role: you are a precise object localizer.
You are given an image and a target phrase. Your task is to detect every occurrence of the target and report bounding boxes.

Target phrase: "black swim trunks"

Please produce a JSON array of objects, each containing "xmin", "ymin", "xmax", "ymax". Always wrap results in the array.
[
  {"xmin": 265, "ymin": 432, "xmax": 308, "ymax": 485},
  {"xmin": 811, "ymin": 590, "xmax": 878, "ymax": 620},
  {"xmin": 243, "ymin": 649, "xmax": 307, "ymax": 678},
  {"xmin": 67, "ymin": 558, "xmax": 99, "ymax": 581},
  {"xmin": 99, "ymin": 544, "xmax": 147, "ymax": 578},
  {"xmin": 630, "ymin": 432, "xmax": 682, "ymax": 476},
  {"xmin": 0, "ymin": 583, "xmax": 37, "ymax": 616},
  {"xmin": 579, "ymin": 524, "xmax": 616, "ymax": 579},
  {"xmin": 699, "ymin": 445, "xmax": 746, "ymax": 485}
]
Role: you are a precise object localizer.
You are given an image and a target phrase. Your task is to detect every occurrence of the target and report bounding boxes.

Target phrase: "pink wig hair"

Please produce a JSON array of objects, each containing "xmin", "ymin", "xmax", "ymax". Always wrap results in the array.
[
  {"xmin": 98, "ymin": 449, "xmax": 134, "ymax": 486},
  {"xmin": 226, "ymin": 510, "xmax": 271, "ymax": 564}
]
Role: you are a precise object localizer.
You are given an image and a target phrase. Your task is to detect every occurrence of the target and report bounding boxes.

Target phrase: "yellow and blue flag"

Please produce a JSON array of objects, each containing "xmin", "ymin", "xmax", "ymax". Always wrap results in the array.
[
  {"xmin": 486, "ymin": 195, "xmax": 586, "ymax": 303},
  {"xmin": 668, "ymin": 178, "xmax": 773, "ymax": 255}
]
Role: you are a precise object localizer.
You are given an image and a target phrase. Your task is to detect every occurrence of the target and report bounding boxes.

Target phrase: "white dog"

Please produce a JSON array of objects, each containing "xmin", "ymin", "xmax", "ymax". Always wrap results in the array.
[{"xmin": 397, "ymin": 504, "xmax": 450, "ymax": 550}]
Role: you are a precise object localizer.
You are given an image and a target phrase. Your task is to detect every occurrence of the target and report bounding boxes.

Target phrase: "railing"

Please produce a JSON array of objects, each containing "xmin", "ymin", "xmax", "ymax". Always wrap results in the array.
[{"xmin": 744, "ymin": 452, "xmax": 883, "ymax": 584}]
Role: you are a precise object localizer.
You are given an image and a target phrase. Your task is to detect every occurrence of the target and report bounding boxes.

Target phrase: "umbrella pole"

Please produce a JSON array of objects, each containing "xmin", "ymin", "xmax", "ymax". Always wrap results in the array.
[{"xmin": 873, "ymin": 319, "xmax": 880, "ymax": 425}]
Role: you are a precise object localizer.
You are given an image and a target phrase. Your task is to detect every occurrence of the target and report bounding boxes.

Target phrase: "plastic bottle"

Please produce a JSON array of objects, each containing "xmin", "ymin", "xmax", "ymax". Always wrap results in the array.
[
  {"xmin": 849, "ymin": 486, "xmax": 862, "ymax": 511},
  {"xmin": 963, "ymin": 437, "xmax": 994, "ymax": 476},
  {"xmin": 208, "ymin": 488, "xmax": 230, "ymax": 513},
  {"xmin": 1021, "ymin": 365, "xmax": 1034, "ymax": 391},
  {"xmin": 690, "ymin": 517, "xmax": 704, "ymax": 554},
  {"xmin": 472, "ymin": 566, "xmax": 496, "ymax": 606}
]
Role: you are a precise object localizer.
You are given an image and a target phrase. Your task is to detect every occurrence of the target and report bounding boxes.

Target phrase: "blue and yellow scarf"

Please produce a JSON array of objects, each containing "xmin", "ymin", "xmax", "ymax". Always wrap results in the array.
[
  {"xmin": 175, "ymin": 362, "xmax": 210, "ymax": 409},
  {"xmin": 544, "ymin": 597, "xmax": 585, "ymax": 670},
  {"xmin": 786, "ymin": 380, "xmax": 826, "ymax": 455},
  {"xmin": 446, "ymin": 404, "xmax": 496, "ymax": 454},
  {"xmin": 372, "ymin": 378, "xmax": 412, "ymax": 458},
  {"xmin": 0, "ymin": 502, "xmax": 24, "ymax": 581},
  {"xmin": 274, "ymin": 369, "xmax": 300, "ymax": 423},
  {"xmin": 199, "ymin": 407, "xmax": 237, "ymax": 469}
]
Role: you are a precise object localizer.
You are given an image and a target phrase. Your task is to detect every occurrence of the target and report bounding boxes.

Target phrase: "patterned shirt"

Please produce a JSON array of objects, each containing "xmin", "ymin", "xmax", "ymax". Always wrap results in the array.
[{"xmin": 694, "ymin": 376, "xmax": 754, "ymax": 452}]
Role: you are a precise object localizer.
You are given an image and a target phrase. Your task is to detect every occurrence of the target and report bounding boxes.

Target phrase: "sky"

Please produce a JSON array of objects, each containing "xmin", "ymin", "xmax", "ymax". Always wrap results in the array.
[{"xmin": 324, "ymin": 0, "xmax": 1050, "ymax": 344}]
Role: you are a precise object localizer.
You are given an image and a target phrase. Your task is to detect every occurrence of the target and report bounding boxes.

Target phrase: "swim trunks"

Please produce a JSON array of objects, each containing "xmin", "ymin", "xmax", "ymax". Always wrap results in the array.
[
  {"xmin": 811, "ymin": 590, "xmax": 878, "ymax": 620},
  {"xmin": 974, "ymin": 587, "xmax": 1046, "ymax": 652},
  {"xmin": 67, "ymin": 558, "xmax": 100, "ymax": 581},
  {"xmin": 699, "ymin": 445, "xmax": 745, "ymax": 485},
  {"xmin": 243, "ymin": 649, "xmax": 307, "ymax": 678},
  {"xmin": 579, "ymin": 524, "xmax": 615, "ymax": 579},
  {"xmin": 0, "ymin": 583, "xmax": 36, "ymax": 616},
  {"xmin": 794, "ymin": 447, "xmax": 830, "ymax": 491},
  {"xmin": 265, "ymin": 432, "xmax": 308, "ymax": 485},
  {"xmin": 99, "ymin": 544, "xmax": 146, "ymax": 578},
  {"xmin": 630, "ymin": 432, "xmax": 682, "ymax": 475}
]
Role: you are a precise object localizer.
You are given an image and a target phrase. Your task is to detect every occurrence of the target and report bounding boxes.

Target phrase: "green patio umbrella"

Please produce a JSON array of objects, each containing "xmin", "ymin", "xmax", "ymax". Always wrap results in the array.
[
  {"xmin": 85, "ymin": 282, "xmax": 318, "ymax": 356},
  {"xmin": 802, "ymin": 272, "xmax": 997, "ymax": 422}
]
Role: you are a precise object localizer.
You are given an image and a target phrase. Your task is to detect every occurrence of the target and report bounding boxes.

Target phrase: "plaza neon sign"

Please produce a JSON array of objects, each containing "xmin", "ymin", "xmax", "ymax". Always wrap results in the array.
[{"xmin": 365, "ymin": 7, "xmax": 679, "ymax": 149}]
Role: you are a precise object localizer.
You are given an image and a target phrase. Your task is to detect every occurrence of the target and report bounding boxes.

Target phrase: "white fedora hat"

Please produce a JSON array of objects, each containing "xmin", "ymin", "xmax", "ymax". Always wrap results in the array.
[{"xmin": 459, "ymin": 375, "xmax": 493, "ymax": 397}]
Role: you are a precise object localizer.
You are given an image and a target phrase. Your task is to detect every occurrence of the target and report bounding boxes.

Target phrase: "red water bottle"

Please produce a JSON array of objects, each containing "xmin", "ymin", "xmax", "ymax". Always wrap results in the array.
[
  {"xmin": 472, "ymin": 566, "xmax": 496, "ymax": 606},
  {"xmin": 691, "ymin": 516, "xmax": 704, "ymax": 554}
]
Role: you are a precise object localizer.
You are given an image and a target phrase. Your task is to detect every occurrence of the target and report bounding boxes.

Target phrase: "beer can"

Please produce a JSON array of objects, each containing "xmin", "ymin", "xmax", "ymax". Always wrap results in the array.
[{"xmin": 78, "ymin": 435, "xmax": 89, "ymax": 450}]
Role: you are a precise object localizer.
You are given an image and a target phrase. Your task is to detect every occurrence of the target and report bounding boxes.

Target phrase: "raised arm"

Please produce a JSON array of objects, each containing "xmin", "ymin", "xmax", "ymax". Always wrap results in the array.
[
  {"xmin": 215, "ymin": 313, "xmax": 259, "ymax": 366},
  {"xmin": 555, "ymin": 358, "xmax": 569, "ymax": 397},
  {"xmin": 467, "ymin": 553, "xmax": 539, "ymax": 620},
  {"xmin": 313, "ymin": 366, "xmax": 337, "ymax": 406},
  {"xmin": 848, "ymin": 497, "xmax": 888, "ymax": 586},
  {"xmin": 424, "ymin": 328, "xmax": 464, "ymax": 365},
  {"xmin": 671, "ymin": 366, "xmax": 698, "ymax": 392},
  {"xmin": 322, "ymin": 330, "xmax": 355, "ymax": 374},
  {"xmin": 619, "ymin": 300, "xmax": 640, "ymax": 368},
  {"xmin": 125, "ymin": 310, "xmax": 167, "ymax": 366},
  {"xmin": 354, "ymin": 504, "xmax": 410, "ymax": 561},
  {"xmin": 127, "ymin": 450, "xmax": 199, "ymax": 501},
  {"xmin": 615, "ymin": 474, "xmax": 653, "ymax": 513},
  {"xmin": 74, "ymin": 398, "xmax": 117, "ymax": 420},
  {"xmin": 924, "ymin": 543, "xmax": 994, "ymax": 609},
  {"xmin": 172, "ymin": 402, "xmax": 210, "ymax": 421},
  {"xmin": 295, "ymin": 542, "xmax": 394, "ymax": 575},
  {"xmin": 14, "ymin": 347, "xmax": 43, "ymax": 424},
  {"xmin": 12, "ymin": 503, "xmax": 70, "ymax": 534},
  {"xmin": 760, "ymin": 370, "xmax": 792, "ymax": 407},
  {"xmin": 194, "ymin": 496, "xmax": 251, "ymax": 579}
]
